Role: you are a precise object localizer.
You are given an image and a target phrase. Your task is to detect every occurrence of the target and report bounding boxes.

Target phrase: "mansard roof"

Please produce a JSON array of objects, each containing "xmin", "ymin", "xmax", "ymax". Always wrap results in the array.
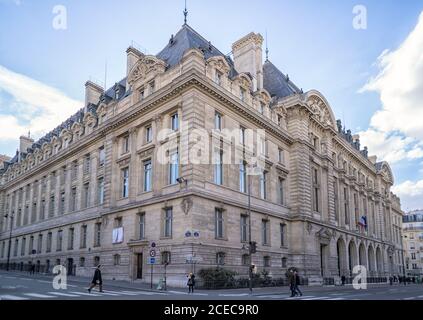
[
  {"xmin": 157, "ymin": 24, "xmax": 238, "ymax": 78},
  {"xmin": 263, "ymin": 60, "xmax": 302, "ymax": 99}
]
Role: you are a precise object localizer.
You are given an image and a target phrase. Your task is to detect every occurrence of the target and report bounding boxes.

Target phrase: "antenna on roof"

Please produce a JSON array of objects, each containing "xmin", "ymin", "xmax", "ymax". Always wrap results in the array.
[
  {"xmin": 183, "ymin": 0, "xmax": 188, "ymax": 25},
  {"xmin": 265, "ymin": 29, "xmax": 269, "ymax": 61}
]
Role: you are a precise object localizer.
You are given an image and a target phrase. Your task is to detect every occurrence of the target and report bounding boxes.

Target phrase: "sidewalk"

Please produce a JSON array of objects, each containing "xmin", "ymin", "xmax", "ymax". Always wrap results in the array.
[{"xmin": 1, "ymin": 270, "xmax": 419, "ymax": 296}]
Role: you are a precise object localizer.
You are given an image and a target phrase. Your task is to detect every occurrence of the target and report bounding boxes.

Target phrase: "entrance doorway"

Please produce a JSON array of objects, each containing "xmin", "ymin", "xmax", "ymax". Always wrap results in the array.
[
  {"xmin": 320, "ymin": 244, "xmax": 328, "ymax": 276},
  {"xmin": 137, "ymin": 253, "xmax": 143, "ymax": 279}
]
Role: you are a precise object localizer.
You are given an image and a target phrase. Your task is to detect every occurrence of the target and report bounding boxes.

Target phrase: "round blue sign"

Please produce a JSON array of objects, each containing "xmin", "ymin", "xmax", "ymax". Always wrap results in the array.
[{"xmin": 193, "ymin": 231, "xmax": 200, "ymax": 238}]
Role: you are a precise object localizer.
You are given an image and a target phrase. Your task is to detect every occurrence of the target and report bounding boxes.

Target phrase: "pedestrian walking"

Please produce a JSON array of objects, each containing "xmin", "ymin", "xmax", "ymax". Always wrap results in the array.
[
  {"xmin": 187, "ymin": 273, "xmax": 195, "ymax": 294},
  {"xmin": 341, "ymin": 275, "xmax": 346, "ymax": 286},
  {"xmin": 294, "ymin": 270, "xmax": 303, "ymax": 296},
  {"xmin": 88, "ymin": 265, "xmax": 103, "ymax": 293},
  {"xmin": 389, "ymin": 276, "xmax": 393, "ymax": 285}
]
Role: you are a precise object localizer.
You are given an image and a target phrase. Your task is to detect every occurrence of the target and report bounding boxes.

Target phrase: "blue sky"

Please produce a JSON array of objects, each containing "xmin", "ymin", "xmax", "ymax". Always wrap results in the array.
[{"xmin": 1, "ymin": 0, "xmax": 423, "ymax": 211}]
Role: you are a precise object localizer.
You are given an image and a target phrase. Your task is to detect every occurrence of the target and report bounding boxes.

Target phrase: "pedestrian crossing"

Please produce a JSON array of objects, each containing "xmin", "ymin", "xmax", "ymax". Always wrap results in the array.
[
  {"xmin": 257, "ymin": 294, "xmax": 348, "ymax": 300},
  {"xmin": 0, "ymin": 289, "xmax": 168, "ymax": 300}
]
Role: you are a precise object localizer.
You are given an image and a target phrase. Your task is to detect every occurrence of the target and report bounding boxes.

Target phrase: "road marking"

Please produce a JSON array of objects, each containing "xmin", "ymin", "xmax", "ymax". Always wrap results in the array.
[
  {"xmin": 5, "ymin": 277, "xmax": 16, "ymax": 279},
  {"xmin": 48, "ymin": 292, "xmax": 80, "ymax": 297},
  {"xmin": 283, "ymin": 295, "xmax": 314, "ymax": 300},
  {"xmin": 69, "ymin": 291, "xmax": 101, "ymax": 297},
  {"xmin": 218, "ymin": 293, "xmax": 249, "ymax": 297},
  {"xmin": 24, "ymin": 293, "xmax": 56, "ymax": 299},
  {"xmin": 325, "ymin": 297, "xmax": 346, "ymax": 300},
  {"xmin": 192, "ymin": 293, "xmax": 208, "ymax": 296},
  {"xmin": 403, "ymin": 297, "xmax": 416, "ymax": 300},
  {"xmin": 169, "ymin": 290, "xmax": 189, "ymax": 295},
  {"xmin": 301, "ymin": 297, "xmax": 330, "ymax": 300},
  {"xmin": 0, "ymin": 295, "xmax": 29, "ymax": 300},
  {"xmin": 37, "ymin": 280, "xmax": 51, "ymax": 284},
  {"xmin": 21, "ymin": 278, "xmax": 32, "ymax": 281}
]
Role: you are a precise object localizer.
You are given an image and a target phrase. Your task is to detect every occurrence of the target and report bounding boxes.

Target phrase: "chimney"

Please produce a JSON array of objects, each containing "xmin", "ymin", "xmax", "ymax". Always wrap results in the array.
[
  {"xmin": 232, "ymin": 32, "xmax": 264, "ymax": 91},
  {"xmin": 126, "ymin": 46, "xmax": 144, "ymax": 77},
  {"xmin": 368, "ymin": 155, "xmax": 377, "ymax": 164},
  {"xmin": 19, "ymin": 135, "xmax": 34, "ymax": 154},
  {"xmin": 85, "ymin": 81, "xmax": 104, "ymax": 111}
]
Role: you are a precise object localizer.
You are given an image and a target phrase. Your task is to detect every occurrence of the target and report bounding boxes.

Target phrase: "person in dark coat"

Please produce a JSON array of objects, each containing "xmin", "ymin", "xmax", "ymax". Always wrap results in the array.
[
  {"xmin": 88, "ymin": 265, "xmax": 103, "ymax": 293},
  {"xmin": 293, "ymin": 271, "xmax": 303, "ymax": 296},
  {"xmin": 187, "ymin": 273, "xmax": 195, "ymax": 293},
  {"xmin": 288, "ymin": 270, "xmax": 297, "ymax": 297},
  {"xmin": 341, "ymin": 275, "xmax": 346, "ymax": 286}
]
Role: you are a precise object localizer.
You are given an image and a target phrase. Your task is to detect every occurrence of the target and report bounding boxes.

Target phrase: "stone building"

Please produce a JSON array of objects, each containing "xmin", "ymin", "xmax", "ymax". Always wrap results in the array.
[
  {"xmin": 0, "ymin": 23, "xmax": 404, "ymax": 286},
  {"xmin": 403, "ymin": 210, "xmax": 423, "ymax": 276}
]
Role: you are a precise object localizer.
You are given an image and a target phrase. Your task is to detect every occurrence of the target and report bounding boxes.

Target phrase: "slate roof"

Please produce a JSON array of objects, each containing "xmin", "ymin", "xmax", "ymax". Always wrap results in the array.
[
  {"xmin": 157, "ymin": 24, "xmax": 238, "ymax": 78},
  {"xmin": 263, "ymin": 60, "xmax": 302, "ymax": 99}
]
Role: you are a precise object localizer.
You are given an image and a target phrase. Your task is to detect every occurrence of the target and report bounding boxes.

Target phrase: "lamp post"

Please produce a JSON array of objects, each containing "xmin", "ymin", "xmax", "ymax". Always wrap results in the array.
[{"xmin": 4, "ymin": 213, "xmax": 14, "ymax": 271}]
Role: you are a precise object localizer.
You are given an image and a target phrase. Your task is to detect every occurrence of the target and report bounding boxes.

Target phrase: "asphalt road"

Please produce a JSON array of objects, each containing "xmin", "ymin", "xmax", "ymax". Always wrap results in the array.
[{"xmin": 0, "ymin": 272, "xmax": 422, "ymax": 300}]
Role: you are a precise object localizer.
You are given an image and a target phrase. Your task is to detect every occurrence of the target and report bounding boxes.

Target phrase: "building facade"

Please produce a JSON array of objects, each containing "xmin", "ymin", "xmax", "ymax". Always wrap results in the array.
[
  {"xmin": 403, "ymin": 210, "xmax": 423, "ymax": 276},
  {"xmin": 0, "ymin": 23, "xmax": 404, "ymax": 286}
]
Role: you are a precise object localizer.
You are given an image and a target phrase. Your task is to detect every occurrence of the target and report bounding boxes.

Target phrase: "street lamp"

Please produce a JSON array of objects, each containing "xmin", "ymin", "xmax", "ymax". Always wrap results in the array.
[
  {"xmin": 4, "ymin": 213, "xmax": 14, "ymax": 272},
  {"xmin": 247, "ymin": 165, "xmax": 258, "ymax": 295}
]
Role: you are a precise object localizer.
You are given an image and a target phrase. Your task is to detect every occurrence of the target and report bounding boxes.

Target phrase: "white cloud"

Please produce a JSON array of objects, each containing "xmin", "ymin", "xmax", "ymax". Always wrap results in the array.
[
  {"xmin": 392, "ymin": 180, "xmax": 423, "ymax": 211},
  {"xmin": 359, "ymin": 12, "xmax": 423, "ymax": 158},
  {"xmin": 0, "ymin": 65, "xmax": 82, "ymax": 143}
]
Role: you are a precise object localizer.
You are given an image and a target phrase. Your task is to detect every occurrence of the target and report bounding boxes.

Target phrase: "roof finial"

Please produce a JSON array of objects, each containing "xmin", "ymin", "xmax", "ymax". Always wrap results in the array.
[
  {"xmin": 183, "ymin": 0, "xmax": 188, "ymax": 25},
  {"xmin": 265, "ymin": 29, "xmax": 269, "ymax": 61}
]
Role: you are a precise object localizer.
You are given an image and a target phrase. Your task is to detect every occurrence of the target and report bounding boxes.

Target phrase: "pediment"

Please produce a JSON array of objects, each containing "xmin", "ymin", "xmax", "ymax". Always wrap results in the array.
[{"xmin": 128, "ymin": 55, "xmax": 167, "ymax": 85}]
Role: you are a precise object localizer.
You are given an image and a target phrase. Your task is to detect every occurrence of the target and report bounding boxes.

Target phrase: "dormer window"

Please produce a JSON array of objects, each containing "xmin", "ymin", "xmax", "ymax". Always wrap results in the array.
[
  {"xmin": 149, "ymin": 81, "xmax": 155, "ymax": 94},
  {"xmin": 278, "ymin": 115, "xmax": 282, "ymax": 126},
  {"xmin": 115, "ymin": 88, "xmax": 120, "ymax": 100},
  {"xmin": 240, "ymin": 87, "xmax": 246, "ymax": 102},
  {"xmin": 215, "ymin": 70, "xmax": 222, "ymax": 86},
  {"xmin": 139, "ymin": 87, "xmax": 145, "ymax": 101},
  {"xmin": 259, "ymin": 102, "xmax": 265, "ymax": 114}
]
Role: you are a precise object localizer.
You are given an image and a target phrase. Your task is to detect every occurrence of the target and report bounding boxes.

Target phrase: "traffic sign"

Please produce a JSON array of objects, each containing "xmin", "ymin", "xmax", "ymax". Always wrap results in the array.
[
  {"xmin": 148, "ymin": 257, "xmax": 156, "ymax": 264},
  {"xmin": 150, "ymin": 249, "xmax": 156, "ymax": 257},
  {"xmin": 150, "ymin": 241, "xmax": 156, "ymax": 248}
]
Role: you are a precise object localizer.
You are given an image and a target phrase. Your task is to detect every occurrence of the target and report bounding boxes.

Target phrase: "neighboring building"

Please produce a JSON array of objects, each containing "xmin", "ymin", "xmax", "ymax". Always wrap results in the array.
[
  {"xmin": 403, "ymin": 210, "xmax": 423, "ymax": 277},
  {"xmin": 0, "ymin": 22, "xmax": 404, "ymax": 286}
]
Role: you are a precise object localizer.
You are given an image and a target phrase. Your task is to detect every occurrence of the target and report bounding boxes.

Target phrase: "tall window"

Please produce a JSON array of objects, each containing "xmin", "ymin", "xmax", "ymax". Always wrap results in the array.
[
  {"xmin": 171, "ymin": 113, "xmax": 179, "ymax": 131},
  {"xmin": 122, "ymin": 135, "xmax": 130, "ymax": 154},
  {"xmin": 46, "ymin": 232, "xmax": 52, "ymax": 253},
  {"xmin": 145, "ymin": 126, "xmax": 153, "ymax": 143},
  {"xmin": 278, "ymin": 148, "xmax": 284, "ymax": 163},
  {"xmin": 280, "ymin": 223, "xmax": 286, "ymax": 247},
  {"xmin": 264, "ymin": 256, "xmax": 271, "ymax": 267},
  {"xmin": 260, "ymin": 171, "xmax": 267, "ymax": 199},
  {"xmin": 60, "ymin": 192, "xmax": 65, "ymax": 214},
  {"xmin": 99, "ymin": 147, "xmax": 105, "ymax": 167},
  {"xmin": 312, "ymin": 168, "xmax": 320, "ymax": 212},
  {"xmin": 215, "ymin": 112, "xmax": 222, "ymax": 130},
  {"xmin": 353, "ymin": 193, "xmax": 359, "ymax": 224},
  {"xmin": 139, "ymin": 87, "xmax": 145, "ymax": 101},
  {"xmin": 214, "ymin": 150, "xmax": 223, "ymax": 185},
  {"xmin": 262, "ymin": 220, "xmax": 269, "ymax": 245},
  {"xmin": 31, "ymin": 202, "xmax": 37, "ymax": 223},
  {"xmin": 29, "ymin": 236, "xmax": 34, "ymax": 254},
  {"xmin": 139, "ymin": 213, "xmax": 145, "ymax": 240},
  {"xmin": 344, "ymin": 187, "xmax": 349, "ymax": 225},
  {"xmin": 143, "ymin": 160, "xmax": 152, "ymax": 192},
  {"xmin": 215, "ymin": 208, "xmax": 224, "ymax": 239},
  {"xmin": 94, "ymin": 223, "xmax": 101, "ymax": 247},
  {"xmin": 240, "ymin": 214, "xmax": 248, "ymax": 243},
  {"xmin": 37, "ymin": 234, "xmax": 43, "ymax": 254},
  {"xmin": 14, "ymin": 239, "xmax": 18, "ymax": 256},
  {"xmin": 163, "ymin": 208, "xmax": 173, "ymax": 238},
  {"xmin": 83, "ymin": 183, "xmax": 90, "ymax": 208},
  {"xmin": 71, "ymin": 161, "xmax": 78, "ymax": 180},
  {"xmin": 239, "ymin": 161, "xmax": 247, "ymax": 193},
  {"xmin": 98, "ymin": 178, "xmax": 104, "ymax": 205},
  {"xmin": 333, "ymin": 178, "xmax": 339, "ymax": 222},
  {"xmin": 68, "ymin": 228, "xmax": 74, "ymax": 250},
  {"xmin": 278, "ymin": 177, "xmax": 285, "ymax": 205},
  {"xmin": 56, "ymin": 230, "xmax": 63, "ymax": 252},
  {"xmin": 70, "ymin": 188, "xmax": 76, "ymax": 212},
  {"xmin": 80, "ymin": 225, "xmax": 87, "ymax": 249},
  {"xmin": 21, "ymin": 237, "xmax": 26, "ymax": 256},
  {"xmin": 84, "ymin": 154, "xmax": 91, "ymax": 174},
  {"xmin": 169, "ymin": 150, "xmax": 179, "ymax": 185},
  {"xmin": 49, "ymin": 195, "xmax": 55, "ymax": 217},
  {"xmin": 122, "ymin": 168, "xmax": 129, "ymax": 198}
]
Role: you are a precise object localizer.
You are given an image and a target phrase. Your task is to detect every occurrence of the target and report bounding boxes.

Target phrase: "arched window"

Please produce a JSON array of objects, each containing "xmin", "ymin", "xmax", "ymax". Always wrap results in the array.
[
  {"xmin": 216, "ymin": 252, "xmax": 225, "ymax": 266},
  {"xmin": 113, "ymin": 254, "xmax": 121, "ymax": 266}
]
